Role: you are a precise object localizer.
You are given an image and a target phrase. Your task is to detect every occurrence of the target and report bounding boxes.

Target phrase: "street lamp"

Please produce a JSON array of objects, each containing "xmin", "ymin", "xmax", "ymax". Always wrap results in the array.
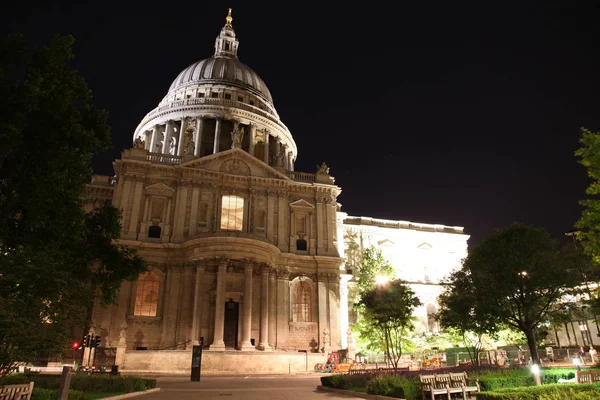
[{"xmin": 375, "ymin": 275, "xmax": 389, "ymax": 286}]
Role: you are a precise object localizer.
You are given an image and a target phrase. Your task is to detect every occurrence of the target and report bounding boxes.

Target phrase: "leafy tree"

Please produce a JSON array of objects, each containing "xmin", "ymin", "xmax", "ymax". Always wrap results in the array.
[
  {"xmin": 576, "ymin": 127, "xmax": 600, "ymax": 262},
  {"xmin": 0, "ymin": 34, "xmax": 146, "ymax": 379},
  {"xmin": 437, "ymin": 268, "xmax": 498, "ymax": 368},
  {"xmin": 351, "ymin": 246, "xmax": 395, "ymax": 353},
  {"xmin": 441, "ymin": 223, "xmax": 580, "ymax": 365},
  {"xmin": 357, "ymin": 279, "xmax": 422, "ymax": 369}
]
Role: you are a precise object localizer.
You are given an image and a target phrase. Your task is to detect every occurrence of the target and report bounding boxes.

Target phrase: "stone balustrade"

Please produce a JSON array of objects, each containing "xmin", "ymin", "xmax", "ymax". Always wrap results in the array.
[
  {"xmin": 147, "ymin": 152, "xmax": 183, "ymax": 165},
  {"xmin": 285, "ymin": 170, "xmax": 316, "ymax": 183}
]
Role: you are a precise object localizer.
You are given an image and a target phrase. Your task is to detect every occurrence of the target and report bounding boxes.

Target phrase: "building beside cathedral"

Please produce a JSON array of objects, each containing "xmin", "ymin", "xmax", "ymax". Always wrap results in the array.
[{"xmin": 84, "ymin": 10, "xmax": 468, "ymax": 373}]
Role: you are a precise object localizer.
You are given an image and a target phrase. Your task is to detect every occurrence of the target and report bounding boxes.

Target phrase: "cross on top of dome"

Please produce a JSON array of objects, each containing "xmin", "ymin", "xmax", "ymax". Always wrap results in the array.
[{"xmin": 215, "ymin": 8, "xmax": 239, "ymax": 58}]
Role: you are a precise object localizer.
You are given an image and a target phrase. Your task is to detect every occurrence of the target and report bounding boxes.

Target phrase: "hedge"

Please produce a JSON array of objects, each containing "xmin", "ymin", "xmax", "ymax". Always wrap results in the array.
[
  {"xmin": 367, "ymin": 375, "xmax": 419, "ymax": 399},
  {"xmin": 476, "ymin": 383, "xmax": 600, "ymax": 400},
  {"xmin": 1, "ymin": 373, "xmax": 156, "ymax": 393},
  {"xmin": 31, "ymin": 388, "xmax": 85, "ymax": 400}
]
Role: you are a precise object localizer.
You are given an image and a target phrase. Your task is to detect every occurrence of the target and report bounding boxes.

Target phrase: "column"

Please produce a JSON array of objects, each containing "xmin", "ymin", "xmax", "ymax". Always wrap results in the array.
[
  {"xmin": 189, "ymin": 186, "xmax": 200, "ymax": 237},
  {"xmin": 339, "ymin": 274, "xmax": 352, "ymax": 349},
  {"xmin": 172, "ymin": 185, "xmax": 188, "ymax": 242},
  {"xmin": 258, "ymin": 266, "xmax": 269, "ymax": 350},
  {"xmin": 263, "ymin": 131, "xmax": 270, "ymax": 164},
  {"xmin": 288, "ymin": 152, "xmax": 294, "ymax": 171},
  {"xmin": 162, "ymin": 120, "xmax": 173, "ymax": 154},
  {"xmin": 248, "ymin": 124, "xmax": 256, "ymax": 156},
  {"xmin": 328, "ymin": 274, "xmax": 340, "ymax": 350},
  {"xmin": 149, "ymin": 126, "xmax": 158, "ymax": 153},
  {"xmin": 277, "ymin": 192, "xmax": 287, "ymax": 251},
  {"xmin": 210, "ymin": 261, "xmax": 227, "ymax": 350},
  {"xmin": 176, "ymin": 118, "xmax": 186, "ymax": 156},
  {"xmin": 316, "ymin": 197, "xmax": 325, "ymax": 254},
  {"xmin": 240, "ymin": 263, "xmax": 255, "ymax": 350},
  {"xmin": 317, "ymin": 273, "xmax": 328, "ymax": 352},
  {"xmin": 276, "ymin": 269, "xmax": 289, "ymax": 347},
  {"xmin": 268, "ymin": 271, "xmax": 276, "ymax": 347},
  {"xmin": 266, "ymin": 191, "xmax": 276, "ymax": 243},
  {"xmin": 195, "ymin": 117, "xmax": 203, "ymax": 157},
  {"xmin": 125, "ymin": 180, "xmax": 144, "ymax": 239},
  {"xmin": 326, "ymin": 197, "xmax": 335, "ymax": 252},
  {"xmin": 191, "ymin": 265, "xmax": 205, "ymax": 346},
  {"xmin": 213, "ymin": 117, "xmax": 222, "ymax": 154},
  {"xmin": 283, "ymin": 145, "xmax": 289, "ymax": 169}
]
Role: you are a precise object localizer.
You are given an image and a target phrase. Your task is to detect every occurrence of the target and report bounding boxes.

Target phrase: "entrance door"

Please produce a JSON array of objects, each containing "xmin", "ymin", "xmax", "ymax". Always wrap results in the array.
[{"xmin": 223, "ymin": 300, "xmax": 239, "ymax": 349}]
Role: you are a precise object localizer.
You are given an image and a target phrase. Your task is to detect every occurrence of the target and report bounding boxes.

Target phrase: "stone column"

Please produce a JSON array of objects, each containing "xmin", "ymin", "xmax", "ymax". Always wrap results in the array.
[
  {"xmin": 268, "ymin": 271, "xmax": 277, "ymax": 347},
  {"xmin": 263, "ymin": 131, "xmax": 270, "ymax": 164},
  {"xmin": 258, "ymin": 265, "xmax": 269, "ymax": 350},
  {"xmin": 288, "ymin": 152, "xmax": 294, "ymax": 171},
  {"xmin": 317, "ymin": 273, "xmax": 328, "ymax": 352},
  {"xmin": 339, "ymin": 274, "xmax": 352, "ymax": 349},
  {"xmin": 162, "ymin": 120, "xmax": 172, "ymax": 154},
  {"xmin": 191, "ymin": 265, "xmax": 205, "ymax": 346},
  {"xmin": 172, "ymin": 185, "xmax": 188, "ymax": 242},
  {"xmin": 189, "ymin": 185, "xmax": 200, "ymax": 237},
  {"xmin": 316, "ymin": 196, "xmax": 325, "ymax": 254},
  {"xmin": 125, "ymin": 180, "xmax": 144, "ymax": 239},
  {"xmin": 240, "ymin": 263, "xmax": 255, "ymax": 350},
  {"xmin": 176, "ymin": 118, "xmax": 186, "ymax": 156},
  {"xmin": 266, "ymin": 191, "xmax": 276, "ymax": 243},
  {"xmin": 276, "ymin": 269, "xmax": 290, "ymax": 347},
  {"xmin": 149, "ymin": 126, "xmax": 158, "ymax": 153},
  {"xmin": 213, "ymin": 117, "xmax": 222, "ymax": 154},
  {"xmin": 195, "ymin": 117, "xmax": 203, "ymax": 157},
  {"xmin": 210, "ymin": 260, "xmax": 227, "ymax": 350},
  {"xmin": 283, "ymin": 145, "xmax": 289, "ymax": 169},
  {"xmin": 248, "ymin": 124, "xmax": 256, "ymax": 156}
]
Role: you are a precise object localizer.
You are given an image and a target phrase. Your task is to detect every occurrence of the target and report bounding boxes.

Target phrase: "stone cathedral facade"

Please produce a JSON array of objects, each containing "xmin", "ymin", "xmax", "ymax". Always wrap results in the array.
[{"xmin": 84, "ymin": 10, "xmax": 468, "ymax": 373}]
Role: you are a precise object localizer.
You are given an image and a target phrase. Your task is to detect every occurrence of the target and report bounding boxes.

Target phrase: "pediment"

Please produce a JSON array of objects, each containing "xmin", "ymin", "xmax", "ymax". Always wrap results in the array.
[
  {"xmin": 180, "ymin": 149, "xmax": 290, "ymax": 180},
  {"xmin": 378, "ymin": 239, "xmax": 395, "ymax": 247},
  {"xmin": 145, "ymin": 182, "xmax": 175, "ymax": 197},
  {"xmin": 289, "ymin": 199, "xmax": 315, "ymax": 211}
]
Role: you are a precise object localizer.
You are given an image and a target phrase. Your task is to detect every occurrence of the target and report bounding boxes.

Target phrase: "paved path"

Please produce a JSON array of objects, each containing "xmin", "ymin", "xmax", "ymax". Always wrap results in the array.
[{"xmin": 133, "ymin": 375, "xmax": 363, "ymax": 399}]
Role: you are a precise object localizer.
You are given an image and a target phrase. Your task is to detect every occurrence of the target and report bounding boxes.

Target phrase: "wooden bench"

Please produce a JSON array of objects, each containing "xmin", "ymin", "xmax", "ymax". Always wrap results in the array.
[
  {"xmin": 577, "ymin": 370, "xmax": 600, "ymax": 384},
  {"xmin": 419, "ymin": 373, "xmax": 479, "ymax": 400},
  {"xmin": 0, "ymin": 382, "xmax": 34, "ymax": 400}
]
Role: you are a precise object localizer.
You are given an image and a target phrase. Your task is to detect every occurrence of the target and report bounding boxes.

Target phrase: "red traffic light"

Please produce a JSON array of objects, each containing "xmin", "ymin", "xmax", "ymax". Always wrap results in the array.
[{"xmin": 71, "ymin": 341, "xmax": 80, "ymax": 349}]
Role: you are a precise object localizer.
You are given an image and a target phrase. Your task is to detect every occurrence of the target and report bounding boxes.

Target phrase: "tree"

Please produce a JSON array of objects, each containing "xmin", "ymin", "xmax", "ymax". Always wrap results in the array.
[
  {"xmin": 357, "ymin": 279, "xmax": 422, "ymax": 369},
  {"xmin": 576, "ymin": 127, "xmax": 600, "ymax": 262},
  {"xmin": 441, "ymin": 223, "xmax": 580, "ymax": 365},
  {"xmin": 0, "ymin": 34, "xmax": 146, "ymax": 379},
  {"xmin": 437, "ymin": 269, "xmax": 498, "ymax": 368}
]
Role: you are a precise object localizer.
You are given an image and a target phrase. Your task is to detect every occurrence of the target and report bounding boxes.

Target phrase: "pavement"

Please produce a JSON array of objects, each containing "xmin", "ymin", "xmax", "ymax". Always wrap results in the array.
[{"xmin": 131, "ymin": 374, "xmax": 364, "ymax": 399}]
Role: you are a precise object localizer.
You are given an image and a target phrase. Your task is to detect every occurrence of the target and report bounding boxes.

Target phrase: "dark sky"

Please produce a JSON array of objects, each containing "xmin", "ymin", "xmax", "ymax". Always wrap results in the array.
[{"xmin": 3, "ymin": 1, "xmax": 599, "ymax": 247}]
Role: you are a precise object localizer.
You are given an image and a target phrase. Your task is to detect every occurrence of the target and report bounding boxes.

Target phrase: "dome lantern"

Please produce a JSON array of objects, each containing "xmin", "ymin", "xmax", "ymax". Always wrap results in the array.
[{"xmin": 214, "ymin": 8, "xmax": 239, "ymax": 58}]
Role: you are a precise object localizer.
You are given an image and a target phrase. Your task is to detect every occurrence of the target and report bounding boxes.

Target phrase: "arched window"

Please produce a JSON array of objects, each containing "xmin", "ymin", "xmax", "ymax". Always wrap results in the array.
[
  {"xmin": 134, "ymin": 272, "xmax": 159, "ymax": 316},
  {"xmin": 293, "ymin": 280, "xmax": 312, "ymax": 322},
  {"xmin": 148, "ymin": 225, "xmax": 161, "ymax": 238}
]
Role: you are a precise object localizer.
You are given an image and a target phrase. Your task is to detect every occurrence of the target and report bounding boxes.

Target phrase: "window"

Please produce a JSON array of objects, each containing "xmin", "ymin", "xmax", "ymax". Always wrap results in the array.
[
  {"xmin": 186, "ymin": 94, "xmax": 191, "ymax": 99},
  {"xmin": 220, "ymin": 195, "xmax": 244, "ymax": 231},
  {"xmin": 296, "ymin": 239, "xmax": 307, "ymax": 251},
  {"xmin": 224, "ymin": 93, "xmax": 231, "ymax": 100},
  {"xmin": 293, "ymin": 281, "xmax": 312, "ymax": 322},
  {"xmin": 134, "ymin": 272, "xmax": 159, "ymax": 316},
  {"xmin": 237, "ymin": 96, "xmax": 244, "ymax": 102},
  {"xmin": 148, "ymin": 225, "xmax": 161, "ymax": 238},
  {"xmin": 249, "ymin": 100, "xmax": 255, "ymax": 106},
  {"xmin": 198, "ymin": 92, "xmax": 205, "ymax": 98},
  {"xmin": 211, "ymin": 92, "xmax": 219, "ymax": 98}
]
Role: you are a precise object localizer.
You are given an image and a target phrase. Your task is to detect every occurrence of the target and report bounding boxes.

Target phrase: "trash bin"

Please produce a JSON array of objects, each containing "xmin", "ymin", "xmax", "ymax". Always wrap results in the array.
[{"xmin": 110, "ymin": 365, "xmax": 119, "ymax": 375}]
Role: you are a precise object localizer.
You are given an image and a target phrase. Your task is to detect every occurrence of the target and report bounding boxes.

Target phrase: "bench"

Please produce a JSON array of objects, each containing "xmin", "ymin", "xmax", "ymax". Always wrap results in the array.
[
  {"xmin": 0, "ymin": 382, "xmax": 34, "ymax": 400},
  {"xmin": 577, "ymin": 370, "xmax": 600, "ymax": 384},
  {"xmin": 419, "ymin": 373, "xmax": 479, "ymax": 400}
]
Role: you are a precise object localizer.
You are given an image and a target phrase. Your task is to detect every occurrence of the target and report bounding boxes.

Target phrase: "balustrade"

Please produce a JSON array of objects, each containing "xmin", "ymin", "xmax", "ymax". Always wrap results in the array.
[
  {"xmin": 146, "ymin": 152, "xmax": 183, "ymax": 165},
  {"xmin": 285, "ymin": 170, "xmax": 316, "ymax": 183}
]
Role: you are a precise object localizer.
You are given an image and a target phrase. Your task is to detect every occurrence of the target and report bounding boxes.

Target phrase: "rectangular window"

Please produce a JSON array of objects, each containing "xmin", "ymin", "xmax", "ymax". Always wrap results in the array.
[
  {"xmin": 211, "ymin": 92, "xmax": 219, "ymax": 98},
  {"xmin": 220, "ymin": 195, "xmax": 244, "ymax": 231},
  {"xmin": 198, "ymin": 92, "xmax": 205, "ymax": 98},
  {"xmin": 237, "ymin": 96, "xmax": 244, "ymax": 102},
  {"xmin": 224, "ymin": 93, "xmax": 232, "ymax": 100}
]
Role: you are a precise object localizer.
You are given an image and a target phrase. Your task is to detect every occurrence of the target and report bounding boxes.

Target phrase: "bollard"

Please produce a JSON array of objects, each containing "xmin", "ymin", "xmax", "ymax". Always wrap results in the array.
[{"xmin": 58, "ymin": 366, "xmax": 72, "ymax": 400}]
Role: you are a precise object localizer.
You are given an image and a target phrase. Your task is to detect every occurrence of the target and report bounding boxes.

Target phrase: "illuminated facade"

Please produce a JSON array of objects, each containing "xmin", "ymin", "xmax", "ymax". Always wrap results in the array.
[{"xmin": 84, "ymin": 10, "xmax": 468, "ymax": 373}]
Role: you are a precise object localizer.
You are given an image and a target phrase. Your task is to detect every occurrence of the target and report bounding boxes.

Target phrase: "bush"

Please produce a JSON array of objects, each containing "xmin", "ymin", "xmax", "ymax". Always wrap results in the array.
[
  {"xmin": 1, "ymin": 373, "xmax": 156, "ymax": 393},
  {"xmin": 31, "ymin": 388, "xmax": 85, "ymax": 400},
  {"xmin": 367, "ymin": 375, "xmax": 419, "ymax": 399},
  {"xmin": 476, "ymin": 383, "xmax": 600, "ymax": 400},
  {"xmin": 319, "ymin": 374, "xmax": 369, "ymax": 390}
]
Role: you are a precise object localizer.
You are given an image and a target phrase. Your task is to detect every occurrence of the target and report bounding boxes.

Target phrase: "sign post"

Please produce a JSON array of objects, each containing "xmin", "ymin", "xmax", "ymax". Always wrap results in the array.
[{"xmin": 191, "ymin": 339, "xmax": 203, "ymax": 382}]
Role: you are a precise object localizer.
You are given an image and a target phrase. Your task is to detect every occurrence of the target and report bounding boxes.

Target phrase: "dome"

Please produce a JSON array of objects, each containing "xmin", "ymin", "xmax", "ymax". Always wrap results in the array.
[{"xmin": 168, "ymin": 57, "xmax": 273, "ymax": 104}]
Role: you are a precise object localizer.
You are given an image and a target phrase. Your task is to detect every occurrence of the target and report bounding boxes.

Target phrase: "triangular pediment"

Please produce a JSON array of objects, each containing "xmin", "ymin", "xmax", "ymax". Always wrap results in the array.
[
  {"xmin": 378, "ymin": 239, "xmax": 395, "ymax": 247},
  {"xmin": 180, "ymin": 148, "xmax": 290, "ymax": 180},
  {"xmin": 289, "ymin": 199, "xmax": 315, "ymax": 210},
  {"xmin": 145, "ymin": 182, "xmax": 175, "ymax": 196}
]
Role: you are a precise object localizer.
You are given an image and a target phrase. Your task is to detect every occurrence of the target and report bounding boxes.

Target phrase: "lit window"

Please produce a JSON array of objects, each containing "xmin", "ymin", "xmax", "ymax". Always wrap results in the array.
[
  {"xmin": 220, "ymin": 195, "xmax": 244, "ymax": 231},
  {"xmin": 134, "ymin": 272, "xmax": 159, "ymax": 316},
  {"xmin": 293, "ymin": 281, "xmax": 312, "ymax": 322}
]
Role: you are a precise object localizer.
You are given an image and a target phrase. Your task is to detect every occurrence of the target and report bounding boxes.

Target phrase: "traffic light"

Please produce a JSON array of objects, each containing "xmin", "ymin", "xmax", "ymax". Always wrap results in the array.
[
  {"xmin": 71, "ymin": 341, "xmax": 80, "ymax": 350},
  {"xmin": 94, "ymin": 335, "xmax": 101, "ymax": 348},
  {"xmin": 83, "ymin": 334, "xmax": 91, "ymax": 348}
]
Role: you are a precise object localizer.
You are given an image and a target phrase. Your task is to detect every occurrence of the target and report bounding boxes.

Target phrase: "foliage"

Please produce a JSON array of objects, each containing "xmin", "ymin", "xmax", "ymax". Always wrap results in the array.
[
  {"xmin": 476, "ymin": 383, "xmax": 600, "ymax": 400},
  {"xmin": 0, "ymin": 34, "xmax": 147, "ymax": 379},
  {"xmin": 437, "ymin": 223, "xmax": 581, "ymax": 365},
  {"xmin": 31, "ymin": 389, "xmax": 86, "ymax": 400},
  {"xmin": 357, "ymin": 279, "xmax": 421, "ymax": 369},
  {"xmin": 319, "ymin": 374, "xmax": 369, "ymax": 390},
  {"xmin": 366, "ymin": 375, "xmax": 419, "ymax": 399},
  {"xmin": 1, "ymin": 373, "xmax": 156, "ymax": 392}
]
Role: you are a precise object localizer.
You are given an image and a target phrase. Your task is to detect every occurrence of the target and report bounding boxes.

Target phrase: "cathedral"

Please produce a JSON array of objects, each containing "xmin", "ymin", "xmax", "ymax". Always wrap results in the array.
[{"xmin": 84, "ymin": 10, "xmax": 469, "ymax": 373}]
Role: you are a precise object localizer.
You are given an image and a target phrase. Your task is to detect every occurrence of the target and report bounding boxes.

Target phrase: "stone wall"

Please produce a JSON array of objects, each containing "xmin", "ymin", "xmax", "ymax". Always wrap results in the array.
[{"xmin": 122, "ymin": 350, "xmax": 327, "ymax": 374}]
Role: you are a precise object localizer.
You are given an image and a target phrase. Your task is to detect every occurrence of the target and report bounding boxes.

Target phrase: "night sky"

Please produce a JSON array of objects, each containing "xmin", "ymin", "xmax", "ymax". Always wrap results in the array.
[{"xmin": 3, "ymin": 1, "xmax": 599, "ymax": 247}]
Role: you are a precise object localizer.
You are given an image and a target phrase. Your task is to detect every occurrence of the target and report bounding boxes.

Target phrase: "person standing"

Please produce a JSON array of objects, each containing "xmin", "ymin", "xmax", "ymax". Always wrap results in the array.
[
  {"xmin": 580, "ymin": 346, "xmax": 587, "ymax": 365},
  {"xmin": 589, "ymin": 346, "xmax": 597, "ymax": 364}
]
